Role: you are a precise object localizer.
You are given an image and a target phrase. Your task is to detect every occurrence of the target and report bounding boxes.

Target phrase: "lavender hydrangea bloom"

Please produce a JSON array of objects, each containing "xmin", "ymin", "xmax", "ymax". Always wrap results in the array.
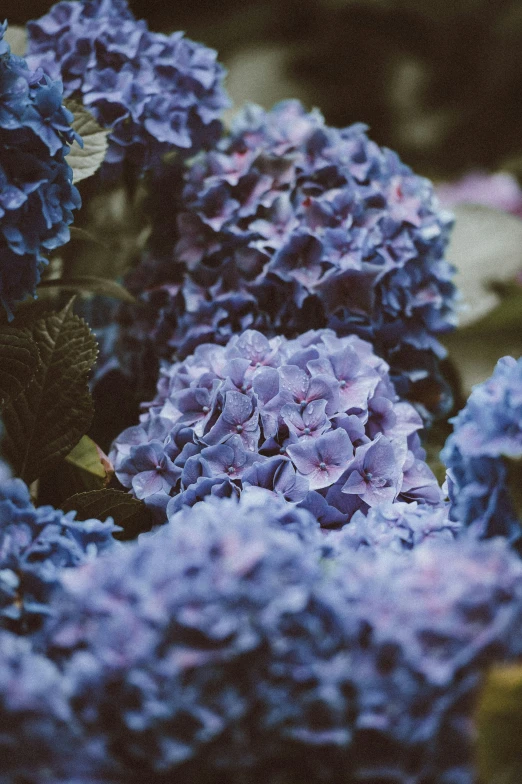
[
  {"xmin": 326, "ymin": 534, "xmax": 522, "ymax": 783},
  {"xmin": 110, "ymin": 328, "xmax": 442, "ymax": 525},
  {"xmin": 441, "ymin": 356, "xmax": 522, "ymax": 542},
  {"xmin": 42, "ymin": 496, "xmax": 356, "ymax": 781},
  {"xmin": 112, "ymin": 100, "xmax": 456, "ymax": 407},
  {"xmin": 27, "ymin": 0, "xmax": 230, "ymax": 171},
  {"xmin": 0, "ymin": 475, "xmax": 120, "ymax": 634},
  {"xmin": 0, "ymin": 21, "xmax": 81, "ymax": 317}
]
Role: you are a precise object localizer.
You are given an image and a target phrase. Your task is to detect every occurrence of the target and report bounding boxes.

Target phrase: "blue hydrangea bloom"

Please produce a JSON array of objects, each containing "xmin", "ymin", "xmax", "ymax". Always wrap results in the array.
[
  {"xmin": 27, "ymin": 0, "xmax": 230, "ymax": 172},
  {"xmin": 38, "ymin": 495, "xmax": 522, "ymax": 783},
  {"xmin": 442, "ymin": 356, "xmax": 522, "ymax": 543},
  {"xmin": 327, "ymin": 533, "xmax": 522, "ymax": 783},
  {"xmin": 0, "ymin": 475, "xmax": 120, "ymax": 634},
  {"xmin": 110, "ymin": 100, "xmax": 457, "ymax": 406},
  {"xmin": 42, "ymin": 495, "xmax": 356, "ymax": 781},
  {"xmin": 0, "ymin": 21, "xmax": 81, "ymax": 317},
  {"xmin": 110, "ymin": 328, "xmax": 442, "ymax": 524}
]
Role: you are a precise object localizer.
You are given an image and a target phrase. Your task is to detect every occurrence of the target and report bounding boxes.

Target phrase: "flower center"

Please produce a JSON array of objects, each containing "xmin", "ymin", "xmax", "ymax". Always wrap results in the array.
[{"xmin": 319, "ymin": 462, "xmax": 327, "ymax": 471}]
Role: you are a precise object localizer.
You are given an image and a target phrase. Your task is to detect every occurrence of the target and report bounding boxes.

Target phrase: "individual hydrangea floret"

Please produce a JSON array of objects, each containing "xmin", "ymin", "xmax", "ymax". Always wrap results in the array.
[
  {"xmin": 0, "ymin": 21, "xmax": 81, "ymax": 317},
  {"xmin": 27, "ymin": 0, "xmax": 230, "ymax": 171},
  {"xmin": 113, "ymin": 99, "xmax": 456, "ymax": 405},
  {"xmin": 110, "ymin": 328, "xmax": 442, "ymax": 525},
  {"xmin": 326, "ymin": 533, "xmax": 522, "ymax": 783},
  {"xmin": 42, "ymin": 495, "xmax": 356, "ymax": 781},
  {"xmin": 0, "ymin": 475, "xmax": 120, "ymax": 634},
  {"xmin": 441, "ymin": 355, "xmax": 522, "ymax": 542}
]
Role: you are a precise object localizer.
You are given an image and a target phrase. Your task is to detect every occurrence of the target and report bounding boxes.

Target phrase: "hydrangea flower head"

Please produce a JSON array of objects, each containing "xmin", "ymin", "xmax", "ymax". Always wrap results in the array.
[
  {"xmin": 326, "ymin": 533, "xmax": 522, "ymax": 783},
  {"xmin": 442, "ymin": 356, "xmax": 522, "ymax": 542},
  {"xmin": 0, "ymin": 475, "xmax": 120, "ymax": 634},
  {"xmin": 119, "ymin": 100, "xmax": 456, "ymax": 403},
  {"xmin": 43, "ymin": 495, "xmax": 356, "ymax": 781},
  {"xmin": 110, "ymin": 328, "xmax": 442, "ymax": 525},
  {"xmin": 0, "ymin": 21, "xmax": 81, "ymax": 317},
  {"xmin": 27, "ymin": 0, "xmax": 230, "ymax": 171}
]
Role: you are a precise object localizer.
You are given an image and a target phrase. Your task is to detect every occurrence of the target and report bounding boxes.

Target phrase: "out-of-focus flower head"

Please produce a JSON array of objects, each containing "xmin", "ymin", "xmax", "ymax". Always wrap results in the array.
[
  {"xmin": 110, "ymin": 100, "xmax": 456, "ymax": 409},
  {"xmin": 325, "ymin": 499, "xmax": 459, "ymax": 554},
  {"xmin": 438, "ymin": 171, "xmax": 522, "ymax": 218},
  {"xmin": 326, "ymin": 533, "xmax": 522, "ymax": 783},
  {"xmin": 42, "ymin": 495, "xmax": 356, "ymax": 781},
  {"xmin": 0, "ymin": 21, "xmax": 81, "ymax": 317},
  {"xmin": 110, "ymin": 328, "xmax": 442, "ymax": 525},
  {"xmin": 442, "ymin": 356, "xmax": 522, "ymax": 543},
  {"xmin": 26, "ymin": 0, "xmax": 230, "ymax": 172},
  {"xmin": 0, "ymin": 475, "xmax": 120, "ymax": 634}
]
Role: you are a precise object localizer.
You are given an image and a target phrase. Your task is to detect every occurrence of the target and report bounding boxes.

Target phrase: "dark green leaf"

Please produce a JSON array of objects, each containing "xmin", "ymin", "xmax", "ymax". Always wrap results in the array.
[
  {"xmin": 69, "ymin": 227, "xmax": 107, "ymax": 247},
  {"xmin": 37, "ymin": 276, "xmax": 135, "ymax": 302},
  {"xmin": 64, "ymin": 435, "xmax": 113, "ymax": 488},
  {"xmin": 476, "ymin": 663, "xmax": 522, "ymax": 784},
  {"xmin": 61, "ymin": 489, "xmax": 154, "ymax": 540},
  {"xmin": 0, "ymin": 327, "xmax": 40, "ymax": 407},
  {"xmin": 65, "ymin": 101, "xmax": 110, "ymax": 184},
  {"xmin": 1, "ymin": 300, "xmax": 98, "ymax": 484}
]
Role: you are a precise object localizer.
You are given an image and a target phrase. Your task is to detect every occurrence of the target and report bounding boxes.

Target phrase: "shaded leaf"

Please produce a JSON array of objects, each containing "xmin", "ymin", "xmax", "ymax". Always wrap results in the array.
[
  {"xmin": 476, "ymin": 663, "xmax": 522, "ymax": 784},
  {"xmin": 38, "ymin": 276, "xmax": 135, "ymax": 302},
  {"xmin": 65, "ymin": 101, "xmax": 110, "ymax": 184},
  {"xmin": 69, "ymin": 227, "xmax": 107, "ymax": 247},
  {"xmin": 4, "ymin": 25, "xmax": 27, "ymax": 56},
  {"xmin": 448, "ymin": 204, "xmax": 522, "ymax": 326},
  {"xmin": 0, "ymin": 327, "xmax": 40, "ymax": 406},
  {"xmin": 61, "ymin": 489, "xmax": 154, "ymax": 540},
  {"xmin": 1, "ymin": 300, "xmax": 98, "ymax": 484}
]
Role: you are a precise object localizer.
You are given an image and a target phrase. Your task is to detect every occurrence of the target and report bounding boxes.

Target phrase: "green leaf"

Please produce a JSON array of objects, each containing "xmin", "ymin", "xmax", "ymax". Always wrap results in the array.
[
  {"xmin": 60, "ymin": 489, "xmax": 154, "ymax": 540},
  {"xmin": 69, "ymin": 227, "xmax": 107, "ymax": 247},
  {"xmin": 65, "ymin": 101, "xmax": 110, "ymax": 184},
  {"xmin": 37, "ymin": 275, "xmax": 135, "ymax": 302},
  {"xmin": 64, "ymin": 435, "xmax": 113, "ymax": 488},
  {"xmin": 476, "ymin": 664, "xmax": 522, "ymax": 784},
  {"xmin": 0, "ymin": 327, "xmax": 40, "ymax": 407},
  {"xmin": 4, "ymin": 25, "xmax": 27, "ymax": 56},
  {"xmin": 0, "ymin": 300, "xmax": 98, "ymax": 484}
]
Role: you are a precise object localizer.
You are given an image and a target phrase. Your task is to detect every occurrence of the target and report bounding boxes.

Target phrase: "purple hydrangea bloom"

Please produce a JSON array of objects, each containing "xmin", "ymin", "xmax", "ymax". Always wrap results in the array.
[
  {"xmin": 42, "ymin": 495, "xmax": 356, "ymax": 781},
  {"xmin": 0, "ymin": 475, "xmax": 120, "ymax": 634},
  {"xmin": 326, "ymin": 533, "xmax": 522, "ymax": 783},
  {"xmin": 110, "ymin": 328, "xmax": 442, "ymax": 525},
  {"xmin": 441, "ymin": 356, "xmax": 522, "ymax": 542},
  {"xmin": 437, "ymin": 171, "xmax": 522, "ymax": 218},
  {"xmin": 0, "ymin": 21, "xmax": 81, "ymax": 317},
  {"xmin": 27, "ymin": 0, "xmax": 230, "ymax": 172},
  {"xmin": 108, "ymin": 100, "xmax": 456, "ymax": 407}
]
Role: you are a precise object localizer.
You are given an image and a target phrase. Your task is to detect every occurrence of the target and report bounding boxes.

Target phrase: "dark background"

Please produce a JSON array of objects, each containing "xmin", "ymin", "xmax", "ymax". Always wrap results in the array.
[{"xmin": 6, "ymin": 0, "xmax": 522, "ymax": 179}]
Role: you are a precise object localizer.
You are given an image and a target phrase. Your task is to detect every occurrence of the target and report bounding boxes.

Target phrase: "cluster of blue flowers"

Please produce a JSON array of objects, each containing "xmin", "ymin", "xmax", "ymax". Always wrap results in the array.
[
  {"xmin": 113, "ymin": 100, "xmax": 457, "ymax": 405},
  {"xmin": 19, "ymin": 495, "xmax": 520, "ymax": 783},
  {"xmin": 0, "ymin": 473, "xmax": 120, "ymax": 634},
  {"xmin": 26, "ymin": 0, "xmax": 230, "ymax": 172},
  {"xmin": 0, "ymin": 21, "xmax": 81, "ymax": 317},
  {"xmin": 110, "ymin": 328, "xmax": 442, "ymax": 524},
  {"xmin": 442, "ymin": 356, "xmax": 522, "ymax": 544}
]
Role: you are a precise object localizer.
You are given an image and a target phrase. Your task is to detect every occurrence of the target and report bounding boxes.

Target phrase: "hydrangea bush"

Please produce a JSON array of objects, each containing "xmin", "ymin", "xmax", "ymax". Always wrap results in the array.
[
  {"xmin": 106, "ymin": 100, "xmax": 457, "ymax": 407},
  {"xmin": 442, "ymin": 355, "xmax": 522, "ymax": 543},
  {"xmin": 0, "ymin": 21, "xmax": 80, "ymax": 316},
  {"xmin": 0, "ymin": 474, "xmax": 120, "ymax": 634},
  {"xmin": 34, "ymin": 495, "xmax": 522, "ymax": 784},
  {"xmin": 26, "ymin": 0, "xmax": 230, "ymax": 171},
  {"xmin": 110, "ymin": 328, "xmax": 442, "ymax": 523}
]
